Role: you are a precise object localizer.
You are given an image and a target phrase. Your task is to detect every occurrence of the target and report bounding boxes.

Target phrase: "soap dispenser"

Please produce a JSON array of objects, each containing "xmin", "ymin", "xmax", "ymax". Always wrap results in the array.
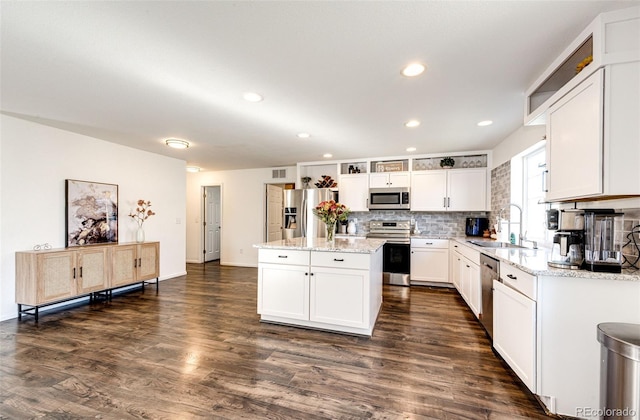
[{"xmin": 347, "ymin": 220, "xmax": 356, "ymax": 235}]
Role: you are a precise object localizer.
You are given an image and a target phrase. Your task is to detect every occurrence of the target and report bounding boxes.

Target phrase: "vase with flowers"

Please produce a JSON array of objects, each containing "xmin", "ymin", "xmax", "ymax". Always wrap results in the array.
[
  {"xmin": 129, "ymin": 199, "xmax": 156, "ymax": 243},
  {"xmin": 312, "ymin": 200, "xmax": 350, "ymax": 243}
]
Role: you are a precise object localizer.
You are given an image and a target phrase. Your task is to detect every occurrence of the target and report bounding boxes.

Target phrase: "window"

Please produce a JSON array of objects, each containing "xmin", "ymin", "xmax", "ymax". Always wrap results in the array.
[{"xmin": 510, "ymin": 141, "xmax": 551, "ymax": 247}]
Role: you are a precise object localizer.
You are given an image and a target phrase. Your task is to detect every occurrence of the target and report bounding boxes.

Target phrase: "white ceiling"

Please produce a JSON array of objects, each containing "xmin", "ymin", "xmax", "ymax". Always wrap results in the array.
[{"xmin": 1, "ymin": 1, "xmax": 636, "ymax": 171}]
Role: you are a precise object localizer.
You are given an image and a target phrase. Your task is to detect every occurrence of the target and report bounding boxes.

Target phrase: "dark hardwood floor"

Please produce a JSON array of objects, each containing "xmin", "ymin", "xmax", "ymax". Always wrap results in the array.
[{"xmin": 0, "ymin": 262, "xmax": 551, "ymax": 419}]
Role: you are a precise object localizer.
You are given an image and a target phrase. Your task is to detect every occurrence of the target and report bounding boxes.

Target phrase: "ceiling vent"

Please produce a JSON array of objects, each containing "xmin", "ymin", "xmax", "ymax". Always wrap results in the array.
[{"xmin": 272, "ymin": 169, "xmax": 287, "ymax": 179}]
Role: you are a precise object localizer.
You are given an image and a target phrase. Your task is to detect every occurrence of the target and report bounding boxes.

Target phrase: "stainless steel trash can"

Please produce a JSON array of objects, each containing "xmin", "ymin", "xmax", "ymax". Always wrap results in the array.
[{"xmin": 597, "ymin": 323, "xmax": 640, "ymax": 420}]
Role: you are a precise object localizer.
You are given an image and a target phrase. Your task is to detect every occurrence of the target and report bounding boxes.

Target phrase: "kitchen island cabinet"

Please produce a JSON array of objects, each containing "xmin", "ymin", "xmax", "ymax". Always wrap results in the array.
[{"xmin": 255, "ymin": 237, "xmax": 384, "ymax": 336}]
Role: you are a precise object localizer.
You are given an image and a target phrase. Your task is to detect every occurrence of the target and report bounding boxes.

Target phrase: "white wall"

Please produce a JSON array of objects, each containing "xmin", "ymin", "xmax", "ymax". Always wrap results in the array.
[
  {"xmin": 491, "ymin": 124, "xmax": 545, "ymax": 168},
  {"xmin": 186, "ymin": 167, "xmax": 296, "ymax": 266},
  {"xmin": 0, "ymin": 114, "xmax": 187, "ymax": 321}
]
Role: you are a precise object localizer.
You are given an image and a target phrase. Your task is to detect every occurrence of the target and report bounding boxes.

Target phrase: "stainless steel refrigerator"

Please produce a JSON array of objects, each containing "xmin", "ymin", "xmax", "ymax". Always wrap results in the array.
[{"xmin": 283, "ymin": 189, "xmax": 335, "ymax": 240}]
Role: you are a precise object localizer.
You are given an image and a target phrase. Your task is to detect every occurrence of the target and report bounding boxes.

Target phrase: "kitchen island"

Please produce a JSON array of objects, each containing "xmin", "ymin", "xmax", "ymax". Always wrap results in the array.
[{"xmin": 253, "ymin": 237, "xmax": 385, "ymax": 336}]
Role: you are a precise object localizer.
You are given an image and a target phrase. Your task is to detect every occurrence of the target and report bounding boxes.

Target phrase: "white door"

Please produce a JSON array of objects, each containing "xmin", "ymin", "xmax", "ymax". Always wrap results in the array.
[
  {"xmin": 204, "ymin": 186, "xmax": 221, "ymax": 262},
  {"xmin": 266, "ymin": 184, "xmax": 284, "ymax": 242}
]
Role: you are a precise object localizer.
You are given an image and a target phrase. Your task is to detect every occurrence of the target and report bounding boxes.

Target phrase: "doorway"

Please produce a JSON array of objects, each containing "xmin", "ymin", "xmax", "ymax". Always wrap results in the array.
[
  {"xmin": 204, "ymin": 185, "xmax": 221, "ymax": 262},
  {"xmin": 265, "ymin": 184, "xmax": 284, "ymax": 242}
]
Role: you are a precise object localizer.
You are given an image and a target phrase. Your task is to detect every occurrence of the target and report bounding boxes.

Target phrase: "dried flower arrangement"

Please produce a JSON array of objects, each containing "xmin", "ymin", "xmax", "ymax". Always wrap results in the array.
[{"xmin": 129, "ymin": 199, "xmax": 156, "ymax": 227}]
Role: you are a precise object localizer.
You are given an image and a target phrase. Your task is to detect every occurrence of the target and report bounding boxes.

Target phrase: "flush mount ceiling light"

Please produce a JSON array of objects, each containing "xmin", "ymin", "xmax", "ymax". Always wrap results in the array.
[
  {"xmin": 406, "ymin": 147, "xmax": 417, "ymax": 152},
  {"xmin": 405, "ymin": 119, "xmax": 421, "ymax": 128},
  {"xmin": 401, "ymin": 63, "xmax": 426, "ymax": 77},
  {"xmin": 323, "ymin": 153, "xmax": 333, "ymax": 158},
  {"xmin": 186, "ymin": 166, "xmax": 201, "ymax": 173},
  {"xmin": 477, "ymin": 120, "xmax": 493, "ymax": 127},
  {"xmin": 297, "ymin": 132, "xmax": 311, "ymax": 139},
  {"xmin": 243, "ymin": 92, "xmax": 263, "ymax": 102},
  {"xmin": 165, "ymin": 139, "xmax": 190, "ymax": 149}
]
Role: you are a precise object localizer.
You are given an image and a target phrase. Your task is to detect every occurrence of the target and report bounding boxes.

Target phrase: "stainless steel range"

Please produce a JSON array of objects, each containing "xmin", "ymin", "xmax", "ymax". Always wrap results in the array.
[{"xmin": 367, "ymin": 220, "xmax": 411, "ymax": 286}]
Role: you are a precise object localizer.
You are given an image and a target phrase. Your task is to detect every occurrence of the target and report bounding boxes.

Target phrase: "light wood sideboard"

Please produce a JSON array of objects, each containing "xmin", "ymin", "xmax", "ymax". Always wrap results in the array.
[{"xmin": 15, "ymin": 241, "xmax": 159, "ymax": 321}]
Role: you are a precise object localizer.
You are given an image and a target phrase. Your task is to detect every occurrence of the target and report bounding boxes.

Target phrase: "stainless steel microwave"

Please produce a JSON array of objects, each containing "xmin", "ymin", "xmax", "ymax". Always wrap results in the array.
[{"xmin": 368, "ymin": 187, "xmax": 410, "ymax": 210}]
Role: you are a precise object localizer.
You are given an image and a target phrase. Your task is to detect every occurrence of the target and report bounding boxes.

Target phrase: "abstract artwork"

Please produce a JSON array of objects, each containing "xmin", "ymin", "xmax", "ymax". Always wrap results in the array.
[{"xmin": 65, "ymin": 179, "xmax": 118, "ymax": 247}]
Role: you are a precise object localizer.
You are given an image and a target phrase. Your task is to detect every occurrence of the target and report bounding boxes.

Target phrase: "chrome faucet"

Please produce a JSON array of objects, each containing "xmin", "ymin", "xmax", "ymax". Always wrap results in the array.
[
  {"xmin": 497, "ymin": 203, "xmax": 538, "ymax": 249},
  {"xmin": 498, "ymin": 203, "xmax": 523, "ymax": 246}
]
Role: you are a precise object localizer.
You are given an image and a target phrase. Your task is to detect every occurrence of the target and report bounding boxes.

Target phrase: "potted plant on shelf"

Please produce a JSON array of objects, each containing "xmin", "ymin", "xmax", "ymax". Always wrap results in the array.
[{"xmin": 440, "ymin": 157, "xmax": 455, "ymax": 169}]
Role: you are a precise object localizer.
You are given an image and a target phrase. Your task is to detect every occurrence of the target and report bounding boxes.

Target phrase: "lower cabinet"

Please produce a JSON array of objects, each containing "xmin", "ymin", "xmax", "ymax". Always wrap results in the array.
[
  {"xmin": 450, "ymin": 242, "xmax": 481, "ymax": 318},
  {"xmin": 410, "ymin": 239, "xmax": 449, "ymax": 284},
  {"xmin": 258, "ymin": 263, "xmax": 310, "ymax": 320},
  {"xmin": 493, "ymin": 279, "xmax": 536, "ymax": 392},
  {"xmin": 257, "ymin": 247, "xmax": 383, "ymax": 336},
  {"xmin": 15, "ymin": 242, "xmax": 160, "ymax": 319}
]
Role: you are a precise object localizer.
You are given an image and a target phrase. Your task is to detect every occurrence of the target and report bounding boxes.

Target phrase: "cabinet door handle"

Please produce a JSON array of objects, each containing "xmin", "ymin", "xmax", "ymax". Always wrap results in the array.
[
  {"xmin": 278, "ymin": 255, "xmax": 288, "ymax": 258},
  {"xmin": 138, "ymin": 258, "xmax": 142, "ymax": 267},
  {"xmin": 506, "ymin": 274, "xmax": 517, "ymax": 280},
  {"xmin": 447, "ymin": 197, "xmax": 451, "ymax": 208},
  {"xmin": 542, "ymin": 170, "xmax": 549, "ymax": 193},
  {"xmin": 80, "ymin": 267, "xmax": 83, "ymax": 278},
  {"xmin": 309, "ymin": 273, "xmax": 314, "ymax": 276},
  {"xmin": 134, "ymin": 259, "xmax": 137, "ymax": 268},
  {"xmin": 333, "ymin": 258, "xmax": 344, "ymax": 262},
  {"xmin": 73, "ymin": 267, "xmax": 76, "ymax": 279},
  {"xmin": 466, "ymin": 265, "xmax": 470, "ymax": 268},
  {"xmin": 305, "ymin": 272, "xmax": 309, "ymax": 276},
  {"xmin": 443, "ymin": 197, "xmax": 447, "ymax": 208}
]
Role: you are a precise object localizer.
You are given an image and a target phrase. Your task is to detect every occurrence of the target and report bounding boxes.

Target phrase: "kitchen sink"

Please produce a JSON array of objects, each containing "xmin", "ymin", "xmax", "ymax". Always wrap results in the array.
[{"xmin": 467, "ymin": 240, "xmax": 525, "ymax": 249}]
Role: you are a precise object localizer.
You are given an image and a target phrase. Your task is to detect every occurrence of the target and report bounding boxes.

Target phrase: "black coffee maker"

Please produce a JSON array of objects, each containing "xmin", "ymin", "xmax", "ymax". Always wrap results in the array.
[{"xmin": 548, "ymin": 209, "xmax": 585, "ymax": 270}]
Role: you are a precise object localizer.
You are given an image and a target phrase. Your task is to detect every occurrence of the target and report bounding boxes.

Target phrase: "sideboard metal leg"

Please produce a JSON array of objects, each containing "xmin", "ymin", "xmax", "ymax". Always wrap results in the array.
[{"xmin": 17, "ymin": 304, "xmax": 22, "ymax": 320}]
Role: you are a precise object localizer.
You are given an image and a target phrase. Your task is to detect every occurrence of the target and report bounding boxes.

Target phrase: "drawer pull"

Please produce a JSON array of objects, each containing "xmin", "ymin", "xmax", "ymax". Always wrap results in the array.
[
  {"xmin": 506, "ymin": 274, "xmax": 517, "ymax": 280},
  {"xmin": 278, "ymin": 255, "xmax": 288, "ymax": 258},
  {"xmin": 424, "ymin": 242, "xmax": 433, "ymax": 245},
  {"xmin": 333, "ymin": 258, "xmax": 344, "ymax": 262}
]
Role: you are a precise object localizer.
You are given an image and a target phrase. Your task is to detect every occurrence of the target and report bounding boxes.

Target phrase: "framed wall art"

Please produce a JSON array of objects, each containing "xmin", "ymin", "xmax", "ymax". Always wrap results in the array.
[{"xmin": 65, "ymin": 179, "xmax": 118, "ymax": 247}]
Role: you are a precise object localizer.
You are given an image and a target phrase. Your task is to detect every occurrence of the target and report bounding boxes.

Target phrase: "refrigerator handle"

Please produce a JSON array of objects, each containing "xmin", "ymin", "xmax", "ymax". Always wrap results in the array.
[{"xmin": 301, "ymin": 196, "xmax": 307, "ymax": 237}]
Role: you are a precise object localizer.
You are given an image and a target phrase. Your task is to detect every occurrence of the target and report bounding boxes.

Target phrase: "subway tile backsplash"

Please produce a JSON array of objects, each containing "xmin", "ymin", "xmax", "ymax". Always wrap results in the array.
[{"xmin": 348, "ymin": 210, "xmax": 488, "ymax": 237}]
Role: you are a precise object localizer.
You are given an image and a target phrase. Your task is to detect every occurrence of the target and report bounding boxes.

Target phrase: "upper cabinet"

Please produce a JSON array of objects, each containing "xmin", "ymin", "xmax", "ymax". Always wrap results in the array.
[
  {"xmin": 411, "ymin": 168, "xmax": 487, "ymax": 211},
  {"xmin": 369, "ymin": 159, "xmax": 410, "ymax": 188},
  {"xmin": 338, "ymin": 161, "xmax": 369, "ymax": 211},
  {"xmin": 525, "ymin": 6, "xmax": 640, "ymax": 126},
  {"xmin": 537, "ymin": 6, "xmax": 640, "ymax": 202}
]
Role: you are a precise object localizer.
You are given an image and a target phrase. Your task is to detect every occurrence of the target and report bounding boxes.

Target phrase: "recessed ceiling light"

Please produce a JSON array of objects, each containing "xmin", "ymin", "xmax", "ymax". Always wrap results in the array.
[
  {"xmin": 165, "ymin": 139, "xmax": 190, "ymax": 149},
  {"xmin": 186, "ymin": 166, "xmax": 201, "ymax": 173},
  {"xmin": 406, "ymin": 147, "xmax": 417, "ymax": 152},
  {"xmin": 323, "ymin": 153, "xmax": 333, "ymax": 158},
  {"xmin": 405, "ymin": 120, "xmax": 420, "ymax": 128},
  {"xmin": 477, "ymin": 120, "xmax": 493, "ymax": 126},
  {"xmin": 401, "ymin": 63, "xmax": 426, "ymax": 77},
  {"xmin": 297, "ymin": 132, "xmax": 311, "ymax": 139},
  {"xmin": 243, "ymin": 92, "xmax": 263, "ymax": 102}
]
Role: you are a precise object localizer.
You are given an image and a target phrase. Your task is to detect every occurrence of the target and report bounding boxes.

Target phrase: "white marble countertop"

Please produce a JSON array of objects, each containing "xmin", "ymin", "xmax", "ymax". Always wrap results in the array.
[
  {"xmin": 253, "ymin": 237, "xmax": 385, "ymax": 254},
  {"xmin": 450, "ymin": 237, "xmax": 640, "ymax": 281}
]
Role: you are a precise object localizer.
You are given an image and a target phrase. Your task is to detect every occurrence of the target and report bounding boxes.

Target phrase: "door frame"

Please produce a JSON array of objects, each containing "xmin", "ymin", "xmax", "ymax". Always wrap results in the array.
[{"xmin": 202, "ymin": 184, "xmax": 223, "ymax": 263}]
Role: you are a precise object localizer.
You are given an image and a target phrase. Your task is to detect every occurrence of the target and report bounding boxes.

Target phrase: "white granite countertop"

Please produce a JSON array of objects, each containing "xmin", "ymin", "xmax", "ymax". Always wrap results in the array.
[
  {"xmin": 253, "ymin": 237, "xmax": 385, "ymax": 254},
  {"xmin": 451, "ymin": 237, "xmax": 640, "ymax": 281}
]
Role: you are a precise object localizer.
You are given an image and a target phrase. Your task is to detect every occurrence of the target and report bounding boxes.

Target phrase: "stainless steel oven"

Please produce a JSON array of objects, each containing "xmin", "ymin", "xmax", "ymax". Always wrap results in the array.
[
  {"xmin": 367, "ymin": 220, "xmax": 411, "ymax": 286},
  {"xmin": 368, "ymin": 188, "xmax": 410, "ymax": 210}
]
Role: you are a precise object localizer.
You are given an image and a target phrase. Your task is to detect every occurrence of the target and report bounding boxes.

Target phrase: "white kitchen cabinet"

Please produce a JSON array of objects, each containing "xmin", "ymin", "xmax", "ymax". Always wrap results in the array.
[
  {"xmin": 369, "ymin": 172, "xmax": 410, "ymax": 188},
  {"xmin": 410, "ymin": 169, "xmax": 487, "ymax": 211},
  {"xmin": 338, "ymin": 173, "xmax": 369, "ymax": 211},
  {"xmin": 449, "ymin": 241, "xmax": 481, "ymax": 318},
  {"xmin": 410, "ymin": 239, "xmax": 449, "ymax": 284},
  {"xmin": 258, "ymin": 263, "xmax": 310, "ymax": 320},
  {"xmin": 449, "ymin": 243, "xmax": 462, "ymax": 291},
  {"xmin": 310, "ymin": 267, "xmax": 368, "ymax": 328},
  {"xmin": 545, "ymin": 62, "xmax": 640, "ymax": 201},
  {"xmin": 493, "ymin": 279, "xmax": 536, "ymax": 393}
]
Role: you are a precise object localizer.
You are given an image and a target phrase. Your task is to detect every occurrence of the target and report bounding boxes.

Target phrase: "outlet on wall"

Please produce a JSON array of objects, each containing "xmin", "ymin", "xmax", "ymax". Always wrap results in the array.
[{"xmin": 239, "ymin": 249, "xmax": 244, "ymax": 254}]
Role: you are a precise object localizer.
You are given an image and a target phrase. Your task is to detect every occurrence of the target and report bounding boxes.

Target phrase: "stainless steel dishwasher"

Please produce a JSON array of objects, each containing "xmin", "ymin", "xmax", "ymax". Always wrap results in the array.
[{"xmin": 480, "ymin": 253, "xmax": 500, "ymax": 338}]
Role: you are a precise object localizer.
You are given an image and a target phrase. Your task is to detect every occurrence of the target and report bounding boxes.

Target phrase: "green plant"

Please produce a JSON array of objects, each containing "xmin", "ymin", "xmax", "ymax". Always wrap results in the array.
[{"xmin": 440, "ymin": 157, "xmax": 455, "ymax": 168}]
